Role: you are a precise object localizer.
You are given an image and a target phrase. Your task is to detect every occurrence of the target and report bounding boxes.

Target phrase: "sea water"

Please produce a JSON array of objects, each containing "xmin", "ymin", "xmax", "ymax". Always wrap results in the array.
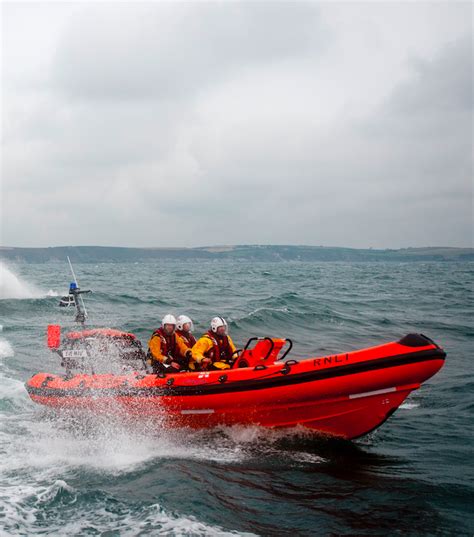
[{"xmin": 0, "ymin": 260, "xmax": 472, "ymax": 535}]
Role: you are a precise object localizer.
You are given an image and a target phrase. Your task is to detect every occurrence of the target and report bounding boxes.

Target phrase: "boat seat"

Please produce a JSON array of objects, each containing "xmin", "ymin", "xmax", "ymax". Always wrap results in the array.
[
  {"xmin": 234, "ymin": 338, "xmax": 288, "ymax": 368},
  {"xmin": 266, "ymin": 338, "xmax": 286, "ymax": 362}
]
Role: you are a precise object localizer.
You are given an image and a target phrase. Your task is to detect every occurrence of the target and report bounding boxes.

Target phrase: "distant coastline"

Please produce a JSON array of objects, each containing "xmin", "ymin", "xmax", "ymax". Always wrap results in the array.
[{"xmin": 1, "ymin": 245, "xmax": 473, "ymax": 263}]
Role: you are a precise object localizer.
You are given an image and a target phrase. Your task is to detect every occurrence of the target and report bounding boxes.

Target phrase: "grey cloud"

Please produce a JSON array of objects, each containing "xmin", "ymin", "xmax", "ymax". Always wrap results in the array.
[
  {"xmin": 359, "ymin": 35, "xmax": 472, "ymax": 199},
  {"xmin": 2, "ymin": 3, "xmax": 472, "ymax": 248},
  {"xmin": 179, "ymin": 35, "xmax": 473, "ymax": 245},
  {"xmin": 53, "ymin": 3, "xmax": 322, "ymax": 101},
  {"xmin": 389, "ymin": 36, "xmax": 472, "ymax": 113}
]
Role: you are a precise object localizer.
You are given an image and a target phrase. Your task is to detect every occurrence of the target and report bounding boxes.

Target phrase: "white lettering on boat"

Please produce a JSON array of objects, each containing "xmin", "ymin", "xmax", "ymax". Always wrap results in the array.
[{"xmin": 62, "ymin": 350, "xmax": 88, "ymax": 358}]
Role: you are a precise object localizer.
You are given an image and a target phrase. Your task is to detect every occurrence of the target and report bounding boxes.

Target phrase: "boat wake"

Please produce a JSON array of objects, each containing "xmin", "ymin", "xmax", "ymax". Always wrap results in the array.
[
  {"xmin": 0, "ymin": 371, "xmax": 266, "ymax": 535},
  {"xmin": 0, "ymin": 386, "xmax": 327, "ymax": 536}
]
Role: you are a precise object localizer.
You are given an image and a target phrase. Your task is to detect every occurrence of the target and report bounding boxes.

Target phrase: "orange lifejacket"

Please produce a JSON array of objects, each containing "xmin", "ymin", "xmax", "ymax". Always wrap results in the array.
[
  {"xmin": 204, "ymin": 331, "xmax": 233, "ymax": 363},
  {"xmin": 149, "ymin": 327, "xmax": 178, "ymax": 360},
  {"xmin": 176, "ymin": 330, "xmax": 196, "ymax": 349}
]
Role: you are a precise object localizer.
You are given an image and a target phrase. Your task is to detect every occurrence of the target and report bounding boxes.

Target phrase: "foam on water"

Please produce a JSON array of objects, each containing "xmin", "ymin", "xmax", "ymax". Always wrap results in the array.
[
  {"xmin": 1, "ymin": 478, "xmax": 256, "ymax": 537},
  {"xmin": 399, "ymin": 402, "xmax": 420, "ymax": 410},
  {"xmin": 0, "ymin": 419, "xmax": 319, "ymax": 536},
  {"xmin": 17, "ymin": 421, "xmax": 245, "ymax": 473},
  {"xmin": 0, "ymin": 375, "xmax": 29, "ymax": 413},
  {"xmin": 0, "ymin": 338, "xmax": 30, "ymax": 413},
  {"xmin": 0, "ymin": 378, "xmax": 263, "ymax": 535},
  {"xmin": 0, "ymin": 338, "xmax": 14, "ymax": 359},
  {"xmin": 2, "ymin": 412, "xmax": 324, "ymax": 478},
  {"xmin": 0, "ymin": 387, "xmax": 295, "ymax": 536}
]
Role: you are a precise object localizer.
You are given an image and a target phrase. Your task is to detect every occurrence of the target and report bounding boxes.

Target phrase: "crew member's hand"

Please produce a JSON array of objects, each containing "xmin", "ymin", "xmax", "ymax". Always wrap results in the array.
[
  {"xmin": 201, "ymin": 358, "xmax": 212, "ymax": 369},
  {"xmin": 170, "ymin": 361, "xmax": 180, "ymax": 370}
]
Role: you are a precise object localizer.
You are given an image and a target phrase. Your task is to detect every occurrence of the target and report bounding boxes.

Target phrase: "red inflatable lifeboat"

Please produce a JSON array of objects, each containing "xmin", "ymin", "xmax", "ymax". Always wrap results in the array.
[{"xmin": 26, "ymin": 329, "xmax": 445, "ymax": 440}]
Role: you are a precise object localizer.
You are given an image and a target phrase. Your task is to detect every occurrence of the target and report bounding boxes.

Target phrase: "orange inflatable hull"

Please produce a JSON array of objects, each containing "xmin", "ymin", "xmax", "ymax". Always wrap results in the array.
[{"xmin": 26, "ymin": 334, "xmax": 445, "ymax": 440}]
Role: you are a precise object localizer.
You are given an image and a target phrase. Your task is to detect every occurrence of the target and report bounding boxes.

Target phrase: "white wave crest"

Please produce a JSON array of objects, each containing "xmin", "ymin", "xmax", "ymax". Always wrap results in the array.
[
  {"xmin": 0, "ymin": 376, "xmax": 30, "ymax": 414},
  {"xmin": 235, "ymin": 306, "xmax": 290, "ymax": 322},
  {"xmin": 0, "ymin": 338, "xmax": 14, "ymax": 359},
  {"xmin": 0, "ymin": 478, "xmax": 255, "ymax": 537},
  {"xmin": 399, "ymin": 402, "xmax": 419, "ymax": 410}
]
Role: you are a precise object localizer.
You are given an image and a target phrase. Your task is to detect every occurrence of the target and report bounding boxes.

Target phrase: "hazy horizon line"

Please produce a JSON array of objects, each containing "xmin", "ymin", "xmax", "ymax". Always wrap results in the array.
[{"xmin": 1, "ymin": 244, "xmax": 472, "ymax": 251}]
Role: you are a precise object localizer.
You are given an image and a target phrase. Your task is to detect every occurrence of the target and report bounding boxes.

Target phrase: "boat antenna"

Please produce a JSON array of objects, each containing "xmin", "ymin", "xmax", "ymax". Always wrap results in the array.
[{"xmin": 67, "ymin": 256, "xmax": 91, "ymax": 325}]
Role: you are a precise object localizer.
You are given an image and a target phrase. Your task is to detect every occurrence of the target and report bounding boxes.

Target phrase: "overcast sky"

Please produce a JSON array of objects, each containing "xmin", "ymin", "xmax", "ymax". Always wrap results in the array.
[{"xmin": 1, "ymin": 1, "xmax": 472, "ymax": 248}]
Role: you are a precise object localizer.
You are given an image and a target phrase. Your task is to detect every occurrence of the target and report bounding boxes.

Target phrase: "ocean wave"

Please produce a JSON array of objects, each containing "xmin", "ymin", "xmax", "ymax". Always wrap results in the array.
[
  {"xmin": 0, "ymin": 375, "xmax": 30, "ymax": 413},
  {"xmin": 234, "ymin": 306, "xmax": 290, "ymax": 321},
  {"xmin": 1, "ymin": 479, "xmax": 255, "ymax": 536},
  {"xmin": 1, "ymin": 259, "xmax": 472, "ymax": 535}
]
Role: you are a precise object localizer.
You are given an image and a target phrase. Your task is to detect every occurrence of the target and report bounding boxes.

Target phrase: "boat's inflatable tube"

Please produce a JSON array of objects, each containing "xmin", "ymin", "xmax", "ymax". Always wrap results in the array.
[{"xmin": 26, "ymin": 333, "xmax": 445, "ymax": 439}]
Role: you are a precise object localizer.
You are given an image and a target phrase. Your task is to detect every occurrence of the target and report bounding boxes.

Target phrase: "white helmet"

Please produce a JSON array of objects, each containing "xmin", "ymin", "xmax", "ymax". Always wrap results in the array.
[
  {"xmin": 210, "ymin": 316, "xmax": 228, "ymax": 334},
  {"xmin": 176, "ymin": 315, "xmax": 193, "ymax": 332},
  {"xmin": 161, "ymin": 314, "xmax": 177, "ymax": 327}
]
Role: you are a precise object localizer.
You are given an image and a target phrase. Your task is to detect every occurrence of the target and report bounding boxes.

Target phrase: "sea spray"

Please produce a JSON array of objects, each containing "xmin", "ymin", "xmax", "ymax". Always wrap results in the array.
[{"xmin": 0, "ymin": 262, "xmax": 57, "ymax": 300}]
